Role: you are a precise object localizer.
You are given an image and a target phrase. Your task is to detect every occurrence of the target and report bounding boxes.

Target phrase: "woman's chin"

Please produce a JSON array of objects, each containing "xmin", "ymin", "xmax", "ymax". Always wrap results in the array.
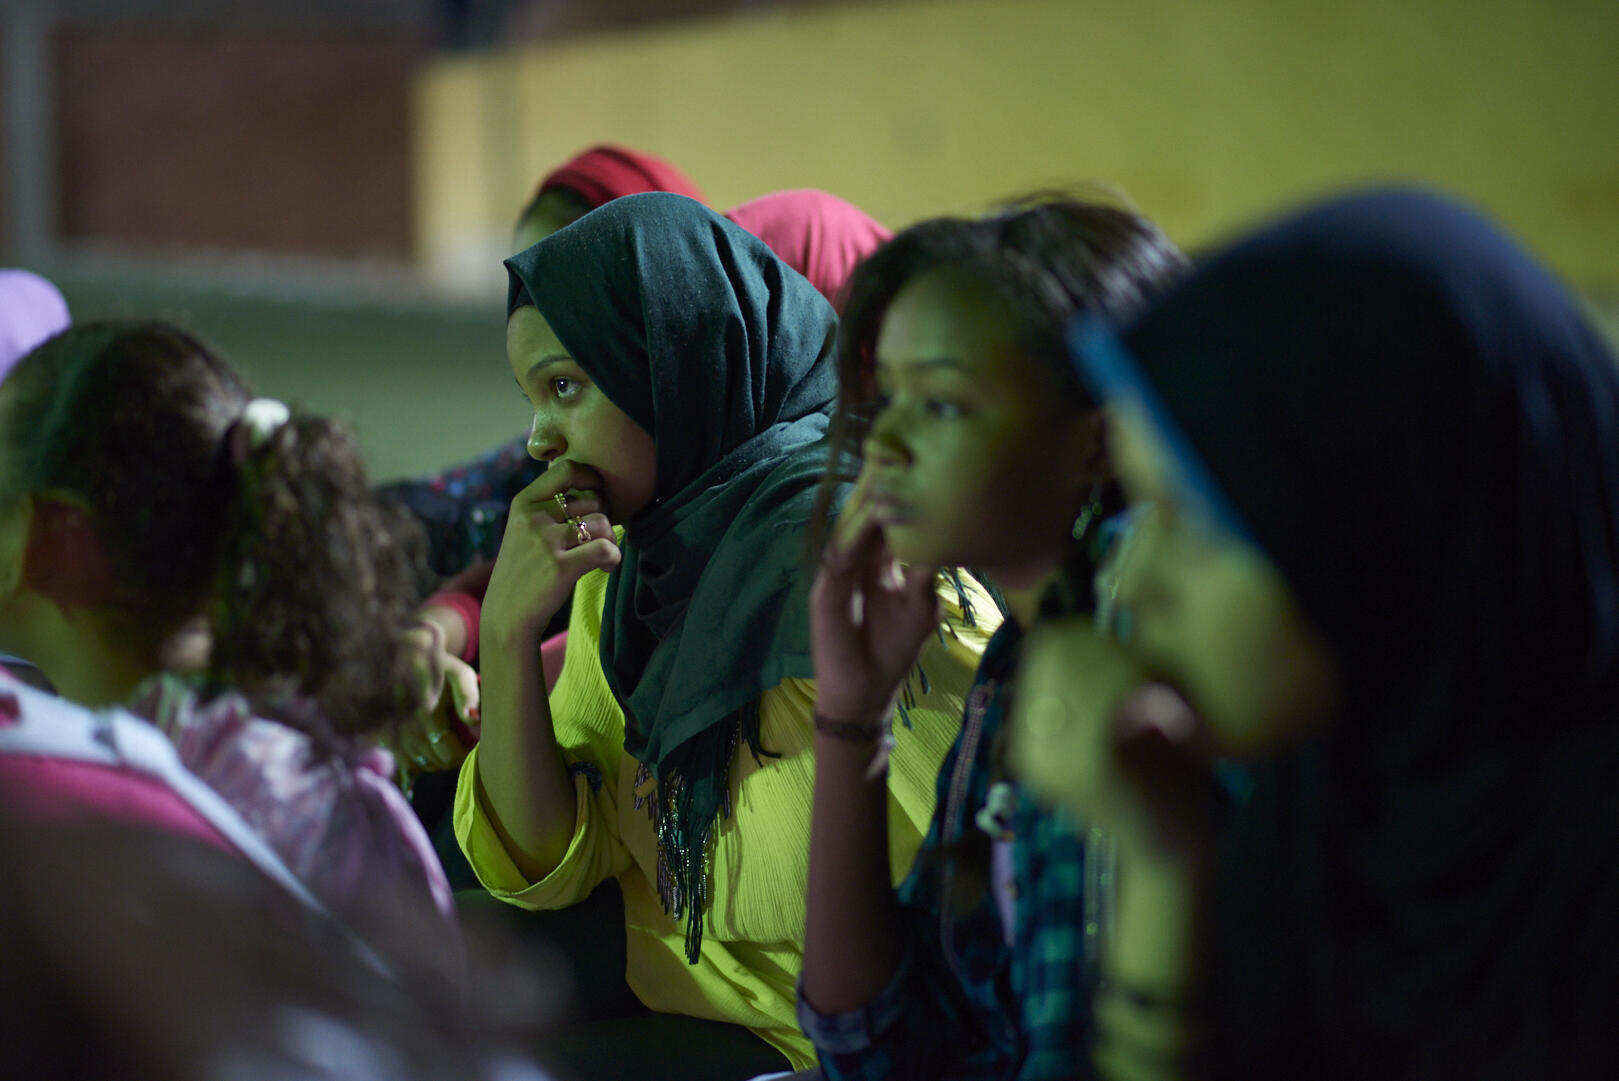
[{"xmin": 877, "ymin": 523, "xmax": 933, "ymax": 566}]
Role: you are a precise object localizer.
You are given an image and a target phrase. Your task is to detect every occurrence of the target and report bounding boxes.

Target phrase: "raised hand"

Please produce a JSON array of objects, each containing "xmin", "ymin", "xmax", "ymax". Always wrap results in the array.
[
  {"xmin": 1009, "ymin": 618, "xmax": 1218, "ymax": 866},
  {"xmin": 810, "ymin": 472, "xmax": 941, "ymax": 725},
  {"xmin": 481, "ymin": 460, "xmax": 620, "ymax": 651},
  {"xmin": 387, "ymin": 614, "xmax": 482, "ymax": 791}
]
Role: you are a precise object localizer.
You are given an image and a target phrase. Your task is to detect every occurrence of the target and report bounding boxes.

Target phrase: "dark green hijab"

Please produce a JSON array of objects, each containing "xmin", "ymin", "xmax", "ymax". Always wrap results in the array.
[{"xmin": 506, "ymin": 192, "xmax": 840, "ymax": 960}]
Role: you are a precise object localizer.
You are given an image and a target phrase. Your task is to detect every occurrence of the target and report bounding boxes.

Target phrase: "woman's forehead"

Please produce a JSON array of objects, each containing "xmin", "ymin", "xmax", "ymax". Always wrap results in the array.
[
  {"xmin": 877, "ymin": 270, "xmax": 1024, "ymax": 369},
  {"xmin": 507, "ymin": 306, "xmax": 568, "ymax": 360}
]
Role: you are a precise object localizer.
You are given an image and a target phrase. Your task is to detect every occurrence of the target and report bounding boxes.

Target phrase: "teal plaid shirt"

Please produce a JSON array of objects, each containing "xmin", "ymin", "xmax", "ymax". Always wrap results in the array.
[{"xmin": 798, "ymin": 623, "xmax": 1100, "ymax": 1081}]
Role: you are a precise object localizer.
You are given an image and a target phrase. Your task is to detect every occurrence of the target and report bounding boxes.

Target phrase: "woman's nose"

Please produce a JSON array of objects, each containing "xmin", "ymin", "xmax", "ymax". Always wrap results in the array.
[
  {"xmin": 862, "ymin": 409, "xmax": 910, "ymax": 470},
  {"xmin": 527, "ymin": 414, "xmax": 564, "ymax": 462}
]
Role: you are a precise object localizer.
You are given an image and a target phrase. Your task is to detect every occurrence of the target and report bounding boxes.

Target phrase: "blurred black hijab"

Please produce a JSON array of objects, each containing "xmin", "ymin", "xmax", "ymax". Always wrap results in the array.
[
  {"xmin": 506, "ymin": 193, "xmax": 839, "ymax": 960},
  {"xmin": 1082, "ymin": 189, "xmax": 1619, "ymax": 1077}
]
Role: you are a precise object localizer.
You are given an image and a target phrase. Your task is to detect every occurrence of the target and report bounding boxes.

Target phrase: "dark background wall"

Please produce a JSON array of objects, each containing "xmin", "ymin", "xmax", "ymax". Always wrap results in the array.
[
  {"xmin": 3, "ymin": 0, "xmax": 1616, "ymax": 485},
  {"xmin": 54, "ymin": 27, "xmax": 423, "ymax": 257}
]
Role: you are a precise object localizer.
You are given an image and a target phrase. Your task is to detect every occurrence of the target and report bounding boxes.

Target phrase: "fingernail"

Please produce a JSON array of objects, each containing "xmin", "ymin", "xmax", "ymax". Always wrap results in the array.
[{"xmin": 466, "ymin": 706, "xmax": 481, "ymax": 721}]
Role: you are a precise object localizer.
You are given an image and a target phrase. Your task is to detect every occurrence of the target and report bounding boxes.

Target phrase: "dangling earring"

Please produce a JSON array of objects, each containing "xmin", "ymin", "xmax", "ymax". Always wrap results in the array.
[{"xmin": 1070, "ymin": 483, "xmax": 1106, "ymax": 545}]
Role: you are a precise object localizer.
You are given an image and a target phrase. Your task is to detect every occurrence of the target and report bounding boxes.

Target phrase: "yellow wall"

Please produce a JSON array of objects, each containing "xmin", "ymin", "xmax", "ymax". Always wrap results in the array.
[{"xmin": 413, "ymin": 0, "xmax": 1619, "ymax": 297}]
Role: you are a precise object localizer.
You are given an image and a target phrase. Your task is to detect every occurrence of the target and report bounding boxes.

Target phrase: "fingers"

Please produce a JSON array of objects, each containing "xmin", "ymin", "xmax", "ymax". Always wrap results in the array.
[
  {"xmin": 547, "ymin": 488, "xmax": 607, "ymax": 524},
  {"xmin": 898, "ymin": 558, "xmax": 943, "ymax": 623},
  {"xmin": 402, "ymin": 621, "xmax": 448, "ymax": 707},
  {"xmin": 514, "ymin": 460, "xmax": 607, "ymax": 516},
  {"xmin": 810, "ymin": 562, "xmax": 856, "ymax": 637},
  {"xmin": 517, "ymin": 508, "xmax": 617, "ymax": 557},
  {"xmin": 388, "ymin": 709, "xmax": 462, "ymax": 786},
  {"xmin": 557, "ymin": 510, "xmax": 617, "ymax": 553},
  {"xmin": 822, "ymin": 496, "xmax": 886, "ymax": 585},
  {"xmin": 527, "ymin": 514, "xmax": 616, "ymax": 601},
  {"xmin": 1110, "ymin": 685, "xmax": 1220, "ymax": 859},
  {"xmin": 1112, "ymin": 683, "xmax": 1216, "ymax": 775},
  {"xmin": 815, "ymin": 515, "xmax": 887, "ymax": 632},
  {"xmin": 1113, "ymin": 684, "xmax": 1199, "ymax": 746},
  {"xmin": 818, "ymin": 476, "xmax": 938, "ymax": 634},
  {"xmin": 444, "ymin": 655, "xmax": 482, "ymax": 727}
]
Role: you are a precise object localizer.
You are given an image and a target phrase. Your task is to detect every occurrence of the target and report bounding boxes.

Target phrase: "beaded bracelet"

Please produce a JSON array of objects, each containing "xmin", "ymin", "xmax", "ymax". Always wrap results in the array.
[{"xmin": 812, "ymin": 712, "xmax": 887, "ymax": 742}]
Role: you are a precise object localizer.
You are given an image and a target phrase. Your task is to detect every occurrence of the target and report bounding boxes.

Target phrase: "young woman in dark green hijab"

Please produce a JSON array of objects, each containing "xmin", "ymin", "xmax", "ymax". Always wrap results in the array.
[{"xmin": 453, "ymin": 193, "xmax": 991, "ymax": 1076}]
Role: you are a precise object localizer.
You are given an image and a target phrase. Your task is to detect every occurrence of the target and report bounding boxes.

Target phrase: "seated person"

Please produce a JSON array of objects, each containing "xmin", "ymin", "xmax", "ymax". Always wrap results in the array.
[
  {"xmin": 799, "ymin": 195, "xmax": 1189, "ymax": 1080},
  {"xmin": 457, "ymin": 193, "xmax": 991, "ymax": 1076},
  {"xmin": 0, "ymin": 668, "xmax": 324, "ymax": 910},
  {"xmin": 0, "ymin": 321, "xmax": 451, "ymax": 926},
  {"xmin": 1015, "ymin": 188, "xmax": 1619, "ymax": 1080}
]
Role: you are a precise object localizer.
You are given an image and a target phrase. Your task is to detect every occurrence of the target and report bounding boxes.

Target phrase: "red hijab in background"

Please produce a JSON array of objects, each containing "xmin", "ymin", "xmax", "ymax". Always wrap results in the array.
[
  {"xmin": 535, "ymin": 144, "xmax": 707, "ymax": 209},
  {"xmin": 535, "ymin": 150, "xmax": 887, "ymax": 308},
  {"xmin": 725, "ymin": 188, "xmax": 892, "ymax": 309}
]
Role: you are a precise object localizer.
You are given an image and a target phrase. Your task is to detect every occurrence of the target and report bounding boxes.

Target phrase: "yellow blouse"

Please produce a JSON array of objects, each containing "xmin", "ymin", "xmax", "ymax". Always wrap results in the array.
[{"xmin": 456, "ymin": 566, "xmax": 996, "ymax": 1068}]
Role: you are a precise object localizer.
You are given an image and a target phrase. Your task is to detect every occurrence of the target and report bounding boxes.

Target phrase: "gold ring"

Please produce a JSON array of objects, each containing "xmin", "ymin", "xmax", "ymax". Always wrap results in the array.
[
  {"xmin": 571, "ymin": 516, "xmax": 591, "ymax": 545},
  {"xmin": 553, "ymin": 491, "xmax": 569, "ymax": 515}
]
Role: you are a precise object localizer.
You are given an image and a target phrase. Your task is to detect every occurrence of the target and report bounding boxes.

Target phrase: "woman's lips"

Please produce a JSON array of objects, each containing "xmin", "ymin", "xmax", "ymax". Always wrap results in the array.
[
  {"xmin": 549, "ymin": 459, "xmax": 601, "ymax": 485},
  {"xmin": 548, "ymin": 459, "xmax": 605, "ymax": 502}
]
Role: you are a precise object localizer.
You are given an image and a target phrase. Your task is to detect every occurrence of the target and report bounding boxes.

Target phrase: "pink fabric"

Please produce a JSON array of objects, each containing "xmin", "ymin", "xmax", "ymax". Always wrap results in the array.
[
  {"xmin": 0, "ymin": 674, "xmax": 265, "ymax": 870},
  {"xmin": 424, "ymin": 587, "xmax": 483, "ymax": 665},
  {"xmin": 0, "ymin": 755, "xmax": 234, "ymax": 850},
  {"xmin": 132, "ymin": 675, "xmax": 455, "ymax": 923},
  {"xmin": 425, "ymin": 558, "xmax": 565, "ymax": 694},
  {"xmin": 541, "ymin": 630, "xmax": 567, "ymax": 693},
  {"xmin": 425, "ymin": 557, "xmax": 494, "ymax": 664},
  {"xmin": 537, "ymin": 144, "xmax": 707, "ymax": 211},
  {"xmin": 724, "ymin": 188, "xmax": 892, "ymax": 308}
]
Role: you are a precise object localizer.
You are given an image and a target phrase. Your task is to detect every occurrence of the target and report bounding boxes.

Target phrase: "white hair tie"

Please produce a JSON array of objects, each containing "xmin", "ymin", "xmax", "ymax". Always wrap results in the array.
[
  {"xmin": 226, "ymin": 397, "xmax": 292, "ymax": 465},
  {"xmin": 241, "ymin": 397, "xmax": 291, "ymax": 448}
]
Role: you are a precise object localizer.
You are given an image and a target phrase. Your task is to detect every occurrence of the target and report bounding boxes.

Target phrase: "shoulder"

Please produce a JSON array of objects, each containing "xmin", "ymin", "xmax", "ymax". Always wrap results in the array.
[
  {"xmin": 935, "ymin": 570, "xmax": 1002, "ymax": 650},
  {"xmin": 910, "ymin": 571, "xmax": 1002, "ymax": 699}
]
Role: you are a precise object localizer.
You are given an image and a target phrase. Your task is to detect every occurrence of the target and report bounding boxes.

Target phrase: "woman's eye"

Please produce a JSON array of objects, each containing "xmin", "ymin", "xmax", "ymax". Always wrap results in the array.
[
  {"xmin": 924, "ymin": 398, "xmax": 963, "ymax": 419},
  {"xmin": 852, "ymin": 392, "xmax": 891, "ymax": 424},
  {"xmin": 552, "ymin": 376, "xmax": 582, "ymax": 400}
]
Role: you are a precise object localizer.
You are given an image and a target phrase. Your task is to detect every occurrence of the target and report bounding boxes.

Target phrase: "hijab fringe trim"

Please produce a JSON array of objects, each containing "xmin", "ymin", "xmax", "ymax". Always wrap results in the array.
[
  {"xmin": 636, "ymin": 573, "xmax": 978, "ymax": 965},
  {"xmin": 636, "ymin": 706, "xmax": 747, "ymax": 963}
]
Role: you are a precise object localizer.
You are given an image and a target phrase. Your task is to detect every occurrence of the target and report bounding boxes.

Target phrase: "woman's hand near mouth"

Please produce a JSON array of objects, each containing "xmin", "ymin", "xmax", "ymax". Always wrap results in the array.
[
  {"xmin": 810, "ymin": 471, "xmax": 941, "ymax": 727},
  {"xmin": 1010, "ymin": 620, "xmax": 1219, "ymax": 867},
  {"xmin": 482, "ymin": 460, "xmax": 619, "ymax": 652}
]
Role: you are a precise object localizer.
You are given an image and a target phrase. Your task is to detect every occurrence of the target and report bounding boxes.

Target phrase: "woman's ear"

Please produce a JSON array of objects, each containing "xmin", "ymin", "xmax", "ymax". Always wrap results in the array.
[{"xmin": 19, "ymin": 495, "xmax": 132, "ymax": 610}]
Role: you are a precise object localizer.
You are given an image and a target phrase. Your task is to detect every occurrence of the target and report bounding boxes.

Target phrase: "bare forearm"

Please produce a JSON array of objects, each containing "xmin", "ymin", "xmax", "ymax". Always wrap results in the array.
[
  {"xmin": 802, "ymin": 730, "xmax": 905, "ymax": 1013},
  {"xmin": 1092, "ymin": 849, "xmax": 1209, "ymax": 1081},
  {"xmin": 419, "ymin": 603, "xmax": 470, "ymax": 660},
  {"xmin": 472, "ymin": 628, "xmax": 576, "ymax": 881}
]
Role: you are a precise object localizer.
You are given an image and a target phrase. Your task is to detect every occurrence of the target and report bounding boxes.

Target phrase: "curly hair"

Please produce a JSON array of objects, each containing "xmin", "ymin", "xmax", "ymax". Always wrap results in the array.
[{"xmin": 0, "ymin": 321, "xmax": 425, "ymax": 737}]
